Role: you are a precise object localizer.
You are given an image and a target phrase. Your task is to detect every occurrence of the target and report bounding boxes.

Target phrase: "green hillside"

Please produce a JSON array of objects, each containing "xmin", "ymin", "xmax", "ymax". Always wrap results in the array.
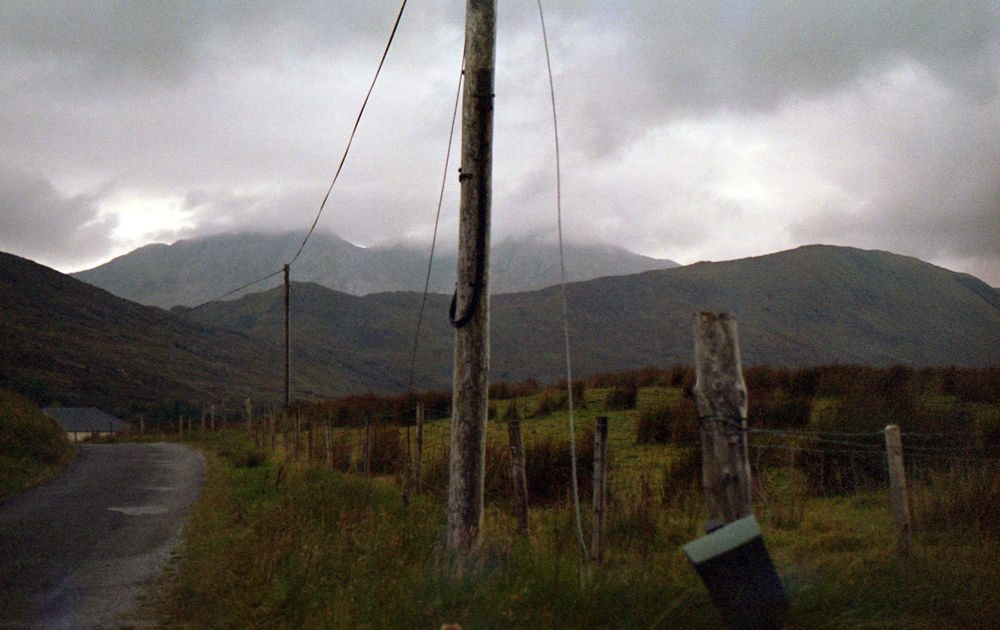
[
  {"xmin": 3, "ymin": 245, "xmax": 998, "ymax": 418},
  {"xmin": 185, "ymin": 245, "xmax": 1000, "ymax": 389}
]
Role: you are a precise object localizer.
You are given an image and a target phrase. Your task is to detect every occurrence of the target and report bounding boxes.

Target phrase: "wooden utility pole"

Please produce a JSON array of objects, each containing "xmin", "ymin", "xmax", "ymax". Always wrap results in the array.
[
  {"xmin": 693, "ymin": 312, "xmax": 752, "ymax": 532},
  {"xmin": 283, "ymin": 263, "xmax": 291, "ymax": 409},
  {"xmin": 447, "ymin": 0, "xmax": 497, "ymax": 553},
  {"xmin": 884, "ymin": 425, "xmax": 912, "ymax": 559}
]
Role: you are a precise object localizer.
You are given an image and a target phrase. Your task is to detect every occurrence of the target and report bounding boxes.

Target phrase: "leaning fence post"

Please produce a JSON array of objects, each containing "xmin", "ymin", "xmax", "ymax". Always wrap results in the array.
[
  {"xmin": 592, "ymin": 416, "xmax": 609, "ymax": 563},
  {"xmin": 508, "ymin": 420, "xmax": 529, "ymax": 537},
  {"xmin": 884, "ymin": 424, "xmax": 912, "ymax": 559},
  {"xmin": 692, "ymin": 312, "xmax": 752, "ymax": 531}
]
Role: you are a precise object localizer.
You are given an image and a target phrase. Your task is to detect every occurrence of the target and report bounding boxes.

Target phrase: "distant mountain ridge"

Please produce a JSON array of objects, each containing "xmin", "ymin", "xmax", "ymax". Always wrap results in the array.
[
  {"xmin": 5, "ymin": 245, "xmax": 999, "ymax": 414},
  {"xmin": 71, "ymin": 231, "xmax": 679, "ymax": 308}
]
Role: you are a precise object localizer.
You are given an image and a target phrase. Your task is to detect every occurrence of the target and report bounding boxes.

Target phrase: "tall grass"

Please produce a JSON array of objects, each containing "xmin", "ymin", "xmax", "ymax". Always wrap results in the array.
[{"xmin": 138, "ymin": 369, "xmax": 1000, "ymax": 628}]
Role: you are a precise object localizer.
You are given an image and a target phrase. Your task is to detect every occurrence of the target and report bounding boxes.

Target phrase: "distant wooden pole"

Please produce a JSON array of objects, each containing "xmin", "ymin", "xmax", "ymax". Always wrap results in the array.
[
  {"xmin": 245, "ymin": 398, "xmax": 252, "ymax": 435},
  {"xmin": 693, "ymin": 312, "xmax": 752, "ymax": 532},
  {"xmin": 210, "ymin": 404, "xmax": 216, "ymax": 431},
  {"xmin": 508, "ymin": 420, "xmax": 529, "ymax": 537},
  {"xmin": 591, "ymin": 416, "xmax": 609, "ymax": 562},
  {"xmin": 415, "ymin": 402, "xmax": 425, "ymax": 493},
  {"xmin": 885, "ymin": 425, "xmax": 912, "ymax": 559},
  {"xmin": 284, "ymin": 263, "xmax": 291, "ymax": 409},
  {"xmin": 447, "ymin": 0, "xmax": 497, "ymax": 554},
  {"xmin": 139, "ymin": 414, "xmax": 145, "ymax": 436}
]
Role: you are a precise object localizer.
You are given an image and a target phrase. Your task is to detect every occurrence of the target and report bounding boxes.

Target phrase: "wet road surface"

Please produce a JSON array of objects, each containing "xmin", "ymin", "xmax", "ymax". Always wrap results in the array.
[{"xmin": 0, "ymin": 443, "xmax": 204, "ymax": 629}]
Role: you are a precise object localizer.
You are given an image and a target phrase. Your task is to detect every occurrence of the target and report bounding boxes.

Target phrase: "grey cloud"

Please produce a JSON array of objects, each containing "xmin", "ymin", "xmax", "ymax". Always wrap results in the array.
[
  {"xmin": 0, "ymin": 0, "xmax": 444, "ymax": 92},
  {"xmin": 630, "ymin": 0, "xmax": 999, "ymax": 110},
  {"xmin": 0, "ymin": 166, "xmax": 117, "ymax": 266}
]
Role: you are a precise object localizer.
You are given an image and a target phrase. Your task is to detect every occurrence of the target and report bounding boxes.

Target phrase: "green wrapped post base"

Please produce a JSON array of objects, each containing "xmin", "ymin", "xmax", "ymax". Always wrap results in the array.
[{"xmin": 683, "ymin": 515, "xmax": 788, "ymax": 630}]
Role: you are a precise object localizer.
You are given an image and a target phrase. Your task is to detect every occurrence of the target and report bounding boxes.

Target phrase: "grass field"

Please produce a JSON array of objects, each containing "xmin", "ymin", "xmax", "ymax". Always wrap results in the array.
[{"xmin": 135, "ymin": 380, "xmax": 1000, "ymax": 629}]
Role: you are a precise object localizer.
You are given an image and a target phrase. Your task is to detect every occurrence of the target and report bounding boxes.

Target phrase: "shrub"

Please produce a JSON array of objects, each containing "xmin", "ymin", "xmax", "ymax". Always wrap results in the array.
[
  {"xmin": 635, "ymin": 399, "xmax": 698, "ymax": 445},
  {"xmin": 368, "ymin": 425, "xmax": 405, "ymax": 475},
  {"xmin": 605, "ymin": 383, "xmax": 638, "ymax": 411}
]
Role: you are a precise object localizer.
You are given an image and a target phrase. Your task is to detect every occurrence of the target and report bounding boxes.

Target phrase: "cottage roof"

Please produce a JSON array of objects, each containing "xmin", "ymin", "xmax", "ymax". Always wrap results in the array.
[{"xmin": 43, "ymin": 407, "xmax": 132, "ymax": 433}]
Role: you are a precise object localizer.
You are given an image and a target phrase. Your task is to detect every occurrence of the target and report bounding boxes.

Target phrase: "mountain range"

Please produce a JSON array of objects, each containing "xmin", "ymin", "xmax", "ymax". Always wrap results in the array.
[
  {"xmin": 4, "ymin": 244, "xmax": 999, "ymax": 416},
  {"xmin": 70, "ymin": 231, "xmax": 680, "ymax": 308}
]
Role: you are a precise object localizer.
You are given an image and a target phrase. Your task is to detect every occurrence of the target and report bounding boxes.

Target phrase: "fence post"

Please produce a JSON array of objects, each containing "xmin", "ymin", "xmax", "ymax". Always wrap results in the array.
[
  {"xmin": 884, "ymin": 425, "xmax": 912, "ymax": 559},
  {"xmin": 508, "ymin": 420, "xmax": 529, "ymax": 537},
  {"xmin": 592, "ymin": 416, "xmax": 609, "ymax": 563},
  {"xmin": 295, "ymin": 412, "xmax": 301, "ymax": 461},
  {"xmin": 139, "ymin": 414, "xmax": 145, "ymax": 436},
  {"xmin": 245, "ymin": 398, "xmax": 252, "ymax": 435},
  {"xmin": 693, "ymin": 312, "xmax": 752, "ymax": 531},
  {"xmin": 364, "ymin": 414, "xmax": 372, "ymax": 476},
  {"xmin": 415, "ymin": 403, "xmax": 425, "ymax": 493},
  {"xmin": 325, "ymin": 417, "xmax": 332, "ymax": 469}
]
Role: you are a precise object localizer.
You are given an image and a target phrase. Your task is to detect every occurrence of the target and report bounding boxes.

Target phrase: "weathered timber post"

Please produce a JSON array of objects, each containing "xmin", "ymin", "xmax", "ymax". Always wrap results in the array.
[
  {"xmin": 178, "ymin": 415, "xmax": 183, "ymax": 437},
  {"xmin": 508, "ymin": 420, "xmax": 529, "ymax": 537},
  {"xmin": 324, "ymin": 417, "xmax": 332, "ymax": 469},
  {"xmin": 447, "ymin": 0, "xmax": 497, "ymax": 554},
  {"xmin": 295, "ymin": 412, "xmax": 301, "ymax": 461},
  {"xmin": 364, "ymin": 414, "xmax": 372, "ymax": 476},
  {"xmin": 283, "ymin": 263, "xmax": 291, "ymax": 410},
  {"xmin": 884, "ymin": 425, "xmax": 912, "ymax": 559},
  {"xmin": 591, "ymin": 416, "xmax": 609, "ymax": 563},
  {"xmin": 693, "ymin": 312, "xmax": 752, "ymax": 531},
  {"xmin": 245, "ymin": 398, "xmax": 252, "ymax": 435},
  {"xmin": 415, "ymin": 402, "xmax": 425, "ymax": 493},
  {"xmin": 270, "ymin": 412, "xmax": 276, "ymax": 451},
  {"xmin": 139, "ymin": 414, "xmax": 145, "ymax": 436}
]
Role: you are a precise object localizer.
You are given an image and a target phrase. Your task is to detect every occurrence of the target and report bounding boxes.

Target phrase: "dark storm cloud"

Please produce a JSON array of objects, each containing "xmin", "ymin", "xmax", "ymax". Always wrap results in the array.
[{"xmin": 0, "ymin": 166, "xmax": 116, "ymax": 267}]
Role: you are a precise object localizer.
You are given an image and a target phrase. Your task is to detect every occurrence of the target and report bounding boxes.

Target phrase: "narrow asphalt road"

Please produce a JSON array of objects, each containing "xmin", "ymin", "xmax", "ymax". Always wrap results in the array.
[{"xmin": 0, "ymin": 443, "xmax": 205, "ymax": 629}]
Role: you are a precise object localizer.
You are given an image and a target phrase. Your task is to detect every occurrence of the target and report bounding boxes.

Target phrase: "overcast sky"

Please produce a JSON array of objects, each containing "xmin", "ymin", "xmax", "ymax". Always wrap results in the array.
[{"xmin": 1, "ymin": 0, "xmax": 998, "ymax": 287}]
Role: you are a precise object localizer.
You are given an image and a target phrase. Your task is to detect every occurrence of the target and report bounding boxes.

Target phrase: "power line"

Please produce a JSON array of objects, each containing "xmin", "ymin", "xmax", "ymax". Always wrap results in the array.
[
  {"xmin": 289, "ymin": 0, "xmax": 409, "ymax": 267},
  {"xmin": 537, "ymin": 0, "xmax": 590, "ymax": 583},
  {"xmin": 407, "ymin": 64, "xmax": 464, "ymax": 389}
]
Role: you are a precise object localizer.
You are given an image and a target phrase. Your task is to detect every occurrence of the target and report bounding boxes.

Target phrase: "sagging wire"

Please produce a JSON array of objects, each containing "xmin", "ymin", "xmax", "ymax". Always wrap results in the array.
[
  {"xmin": 289, "ymin": 0, "xmax": 409, "ymax": 267},
  {"xmin": 408, "ymin": 64, "xmax": 465, "ymax": 388},
  {"xmin": 537, "ymin": 0, "xmax": 591, "ymax": 585}
]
